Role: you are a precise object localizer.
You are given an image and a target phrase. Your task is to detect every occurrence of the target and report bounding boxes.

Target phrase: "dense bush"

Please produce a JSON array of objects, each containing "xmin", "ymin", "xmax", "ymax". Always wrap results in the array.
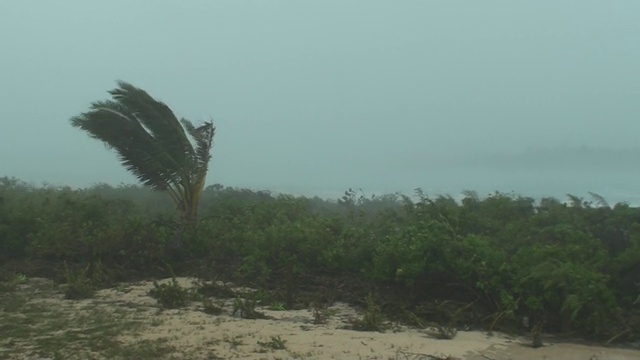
[{"xmin": 1, "ymin": 176, "xmax": 639, "ymax": 342}]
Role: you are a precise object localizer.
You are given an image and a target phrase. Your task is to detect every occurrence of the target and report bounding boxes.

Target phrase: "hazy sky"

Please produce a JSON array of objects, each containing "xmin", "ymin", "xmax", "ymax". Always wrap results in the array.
[{"xmin": 2, "ymin": 1, "xmax": 639, "ymax": 197}]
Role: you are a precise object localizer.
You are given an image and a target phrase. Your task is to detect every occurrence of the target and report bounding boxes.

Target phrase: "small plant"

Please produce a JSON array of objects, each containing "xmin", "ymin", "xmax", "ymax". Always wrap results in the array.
[
  {"xmin": 232, "ymin": 296, "xmax": 267, "ymax": 319},
  {"xmin": 414, "ymin": 300, "xmax": 474, "ymax": 340},
  {"xmin": 63, "ymin": 263, "xmax": 95, "ymax": 300},
  {"xmin": 351, "ymin": 293, "xmax": 386, "ymax": 332},
  {"xmin": 407, "ymin": 310, "xmax": 458, "ymax": 340},
  {"xmin": 311, "ymin": 302, "xmax": 336, "ymax": 325},
  {"xmin": 115, "ymin": 285, "xmax": 132, "ymax": 294},
  {"xmin": 13, "ymin": 273, "xmax": 28, "ymax": 284},
  {"xmin": 202, "ymin": 298, "xmax": 224, "ymax": 315},
  {"xmin": 148, "ymin": 278, "xmax": 189, "ymax": 309},
  {"xmin": 434, "ymin": 324, "xmax": 458, "ymax": 340},
  {"xmin": 193, "ymin": 279, "xmax": 236, "ymax": 299},
  {"xmin": 268, "ymin": 302, "xmax": 287, "ymax": 311},
  {"xmin": 86, "ymin": 259, "xmax": 113, "ymax": 286},
  {"xmin": 257, "ymin": 335, "xmax": 287, "ymax": 350},
  {"xmin": 223, "ymin": 335, "xmax": 244, "ymax": 349},
  {"xmin": 250, "ymin": 288, "xmax": 273, "ymax": 304},
  {"xmin": 531, "ymin": 319, "xmax": 545, "ymax": 348}
]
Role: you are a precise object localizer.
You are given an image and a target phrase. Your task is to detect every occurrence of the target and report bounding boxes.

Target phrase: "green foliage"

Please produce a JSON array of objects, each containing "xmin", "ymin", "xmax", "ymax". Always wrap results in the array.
[
  {"xmin": 433, "ymin": 325, "xmax": 458, "ymax": 340},
  {"xmin": 351, "ymin": 293, "xmax": 387, "ymax": 332},
  {"xmin": 232, "ymin": 296, "xmax": 266, "ymax": 319},
  {"xmin": 201, "ymin": 298, "xmax": 224, "ymax": 315},
  {"xmin": 148, "ymin": 278, "xmax": 190, "ymax": 309},
  {"xmin": 267, "ymin": 302, "xmax": 287, "ymax": 311},
  {"xmin": 194, "ymin": 280, "xmax": 236, "ymax": 299},
  {"xmin": 2, "ymin": 180, "xmax": 640, "ymax": 341},
  {"xmin": 514, "ymin": 227, "xmax": 618, "ymax": 335},
  {"xmin": 257, "ymin": 335, "xmax": 287, "ymax": 350},
  {"xmin": 63, "ymin": 263, "xmax": 95, "ymax": 300},
  {"xmin": 411, "ymin": 300, "xmax": 470, "ymax": 339},
  {"xmin": 311, "ymin": 302, "xmax": 337, "ymax": 324}
]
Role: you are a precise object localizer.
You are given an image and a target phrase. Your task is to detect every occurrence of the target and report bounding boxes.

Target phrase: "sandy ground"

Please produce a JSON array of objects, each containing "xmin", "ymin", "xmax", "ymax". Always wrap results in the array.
[
  {"xmin": 100, "ymin": 277, "xmax": 640, "ymax": 360},
  {"xmin": 4, "ymin": 277, "xmax": 639, "ymax": 359},
  {"xmin": 467, "ymin": 342, "xmax": 640, "ymax": 360}
]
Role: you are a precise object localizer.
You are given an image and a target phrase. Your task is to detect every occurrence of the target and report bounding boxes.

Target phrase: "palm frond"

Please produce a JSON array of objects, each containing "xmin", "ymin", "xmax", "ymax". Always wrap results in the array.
[
  {"xmin": 181, "ymin": 119, "xmax": 215, "ymax": 171},
  {"xmin": 70, "ymin": 90, "xmax": 185, "ymax": 191},
  {"xmin": 181, "ymin": 119, "xmax": 215, "ymax": 222},
  {"xmin": 109, "ymin": 81, "xmax": 195, "ymax": 168},
  {"xmin": 588, "ymin": 192, "xmax": 610, "ymax": 208}
]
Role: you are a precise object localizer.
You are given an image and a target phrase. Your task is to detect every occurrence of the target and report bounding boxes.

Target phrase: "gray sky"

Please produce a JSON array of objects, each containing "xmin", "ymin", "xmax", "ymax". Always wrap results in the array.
[{"xmin": 2, "ymin": 1, "xmax": 640, "ymax": 198}]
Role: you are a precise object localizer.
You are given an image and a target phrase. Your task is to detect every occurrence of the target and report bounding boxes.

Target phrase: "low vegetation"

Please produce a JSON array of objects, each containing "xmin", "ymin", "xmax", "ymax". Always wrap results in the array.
[
  {"xmin": 148, "ymin": 277, "xmax": 191, "ymax": 309},
  {"xmin": 0, "ymin": 278, "xmax": 175, "ymax": 359},
  {"xmin": 349, "ymin": 293, "xmax": 387, "ymax": 332},
  {"xmin": 1, "ymin": 177, "xmax": 640, "ymax": 346},
  {"xmin": 257, "ymin": 335, "xmax": 287, "ymax": 350}
]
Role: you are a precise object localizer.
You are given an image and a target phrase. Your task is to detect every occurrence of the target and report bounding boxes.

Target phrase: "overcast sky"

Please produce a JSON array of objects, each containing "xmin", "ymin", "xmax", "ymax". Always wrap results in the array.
[{"xmin": 1, "ymin": 1, "xmax": 639, "ymax": 197}]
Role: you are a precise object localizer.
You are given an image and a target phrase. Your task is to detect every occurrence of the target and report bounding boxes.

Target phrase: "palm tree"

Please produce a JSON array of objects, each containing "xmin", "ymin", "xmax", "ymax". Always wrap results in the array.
[{"xmin": 70, "ymin": 81, "xmax": 215, "ymax": 230}]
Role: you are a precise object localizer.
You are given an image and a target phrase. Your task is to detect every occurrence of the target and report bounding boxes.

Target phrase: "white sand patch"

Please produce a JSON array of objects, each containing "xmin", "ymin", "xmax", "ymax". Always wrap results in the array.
[
  {"xmin": 105, "ymin": 277, "xmax": 514, "ymax": 359},
  {"xmin": 6, "ymin": 277, "xmax": 638, "ymax": 360}
]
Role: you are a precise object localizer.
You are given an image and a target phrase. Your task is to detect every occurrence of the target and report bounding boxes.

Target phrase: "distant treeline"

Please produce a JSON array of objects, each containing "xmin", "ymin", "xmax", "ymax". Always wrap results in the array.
[{"xmin": 1, "ymin": 176, "xmax": 639, "ymax": 342}]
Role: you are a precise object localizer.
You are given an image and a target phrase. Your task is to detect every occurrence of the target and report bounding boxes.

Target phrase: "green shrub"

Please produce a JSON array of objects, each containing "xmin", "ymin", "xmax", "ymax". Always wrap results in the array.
[
  {"xmin": 3, "ymin": 180, "xmax": 640, "ymax": 341},
  {"xmin": 257, "ymin": 335, "xmax": 287, "ymax": 350},
  {"xmin": 202, "ymin": 298, "xmax": 224, "ymax": 315},
  {"xmin": 194, "ymin": 279, "xmax": 236, "ymax": 299},
  {"xmin": 267, "ymin": 302, "xmax": 286, "ymax": 311},
  {"xmin": 62, "ymin": 263, "xmax": 95, "ymax": 300},
  {"xmin": 232, "ymin": 296, "xmax": 266, "ymax": 319},
  {"xmin": 350, "ymin": 293, "xmax": 386, "ymax": 332},
  {"xmin": 148, "ymin": 278, "xmax": 189, "ymax": 309},
  {"xmin": 311, "ymin": 302, "xmax": 337, "ymax": 325}
]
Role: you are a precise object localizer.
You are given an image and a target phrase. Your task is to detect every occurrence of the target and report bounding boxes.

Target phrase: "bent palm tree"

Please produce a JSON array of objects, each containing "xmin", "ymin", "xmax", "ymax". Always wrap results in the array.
[{"xmin": 70, "ymin": 81, "xmax": 215, "ymax": 229}]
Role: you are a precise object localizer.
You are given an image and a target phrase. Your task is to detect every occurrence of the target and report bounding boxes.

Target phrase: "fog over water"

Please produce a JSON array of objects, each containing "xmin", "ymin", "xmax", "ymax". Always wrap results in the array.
[{"xmin": 1, "ymin": 1, "xmax": 639, "ymax": 204}]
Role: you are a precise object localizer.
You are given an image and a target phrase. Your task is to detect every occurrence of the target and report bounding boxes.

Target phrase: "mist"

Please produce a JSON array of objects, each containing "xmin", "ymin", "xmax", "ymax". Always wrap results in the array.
[{"xmin": 2, "ymin": 1, "xmax": 639, "ymax": 203}]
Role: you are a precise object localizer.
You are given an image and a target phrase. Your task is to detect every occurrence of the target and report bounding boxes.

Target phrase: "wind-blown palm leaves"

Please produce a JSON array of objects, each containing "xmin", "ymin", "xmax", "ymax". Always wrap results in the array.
[{"xmin": 70, "ymin": 81, "xmax": 215, "ymax": 229}]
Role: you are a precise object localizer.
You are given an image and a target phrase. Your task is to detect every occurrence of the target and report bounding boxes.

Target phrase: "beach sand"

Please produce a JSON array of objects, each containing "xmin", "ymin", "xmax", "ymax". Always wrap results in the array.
[{"xmin": 2, "ymin": 277, "xmax": 638, "ymax": 359}]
